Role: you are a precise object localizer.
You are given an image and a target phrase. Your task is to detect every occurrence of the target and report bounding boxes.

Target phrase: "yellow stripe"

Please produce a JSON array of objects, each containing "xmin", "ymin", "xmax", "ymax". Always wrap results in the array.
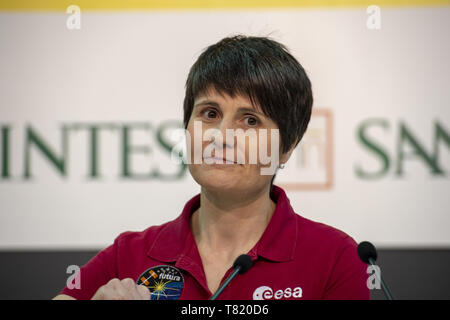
[{"xmin": 0, "ymin": 0, "xmax": 448, "ymax": 11}]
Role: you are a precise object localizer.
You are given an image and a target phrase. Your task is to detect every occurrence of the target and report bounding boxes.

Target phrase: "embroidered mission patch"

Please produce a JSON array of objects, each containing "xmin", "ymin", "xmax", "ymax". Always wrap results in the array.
[{"xmin": 136, "ymin": 265, "xmax": 184, "ymax": 300}]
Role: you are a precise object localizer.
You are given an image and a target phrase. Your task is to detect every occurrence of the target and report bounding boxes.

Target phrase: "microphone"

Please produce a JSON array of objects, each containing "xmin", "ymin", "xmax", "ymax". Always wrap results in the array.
[
  {"xmin": 357, "ymin": 241, "xmax": 394, "ymax": 300},
  {"xmin": 209, "ymin": 254, "xmax": 253, "ymax": 300}
]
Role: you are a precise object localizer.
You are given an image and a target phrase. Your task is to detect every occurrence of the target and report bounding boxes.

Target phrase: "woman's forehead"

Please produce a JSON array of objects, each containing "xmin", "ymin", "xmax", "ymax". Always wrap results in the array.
[{"xmin": 194, "ymin": 86, "xmax": 264, "ymax": 113}]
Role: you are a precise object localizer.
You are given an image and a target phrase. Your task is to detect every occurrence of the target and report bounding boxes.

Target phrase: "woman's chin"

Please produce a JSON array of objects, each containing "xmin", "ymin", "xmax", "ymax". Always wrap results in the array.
[{"xmin": 194, "ymin": 173, "xmax": 242, "ymax": 191}]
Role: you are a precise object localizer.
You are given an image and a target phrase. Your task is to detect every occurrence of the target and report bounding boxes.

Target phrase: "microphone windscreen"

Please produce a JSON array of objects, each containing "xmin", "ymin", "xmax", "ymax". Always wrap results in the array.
[
  {"xmin": 233, "ymin": 254, "xmax": 253, "ymax": 274},
  {"xmin": 357, "ymin": 241, "xmax": 378, "ymax": 264}
]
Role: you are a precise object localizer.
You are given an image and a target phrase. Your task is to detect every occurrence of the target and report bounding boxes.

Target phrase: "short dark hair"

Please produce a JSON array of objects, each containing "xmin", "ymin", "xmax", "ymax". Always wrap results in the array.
[{"xmin": 183, "ymin": 34, "xmax": 313, "ymax": 154}]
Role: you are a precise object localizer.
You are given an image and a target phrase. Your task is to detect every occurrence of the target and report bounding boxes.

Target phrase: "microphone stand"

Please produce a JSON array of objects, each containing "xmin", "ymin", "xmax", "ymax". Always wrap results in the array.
[
  {"xmin": 368, "ymin": 257, "xmax": 394, "ymax": 300},
  {"xmin": 209, "ymin": 267, "xmax": 241, "ymax": 300}
]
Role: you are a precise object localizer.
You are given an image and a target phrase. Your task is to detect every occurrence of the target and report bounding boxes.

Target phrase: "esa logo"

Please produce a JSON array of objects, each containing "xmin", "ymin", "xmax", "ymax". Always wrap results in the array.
[{"xmin": 253, "ymin": 286, "xmax": 302, "ymax": 300}]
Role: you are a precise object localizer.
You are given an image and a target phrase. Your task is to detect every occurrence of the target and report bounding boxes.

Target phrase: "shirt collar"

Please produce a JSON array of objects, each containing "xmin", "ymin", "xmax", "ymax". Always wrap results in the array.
[{"xmin": 147, "ymin": 185, "xmax": 298, "ymax": 263}]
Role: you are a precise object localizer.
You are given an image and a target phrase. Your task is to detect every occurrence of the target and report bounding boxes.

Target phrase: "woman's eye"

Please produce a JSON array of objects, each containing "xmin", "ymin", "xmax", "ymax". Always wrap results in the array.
[
  {"xmin": 244, "ymin": 116, "xmax": 259, "ymax": 127},
  {"xmin": 202, "ymin": 109, "xmax": 218, "ymax": 119}
]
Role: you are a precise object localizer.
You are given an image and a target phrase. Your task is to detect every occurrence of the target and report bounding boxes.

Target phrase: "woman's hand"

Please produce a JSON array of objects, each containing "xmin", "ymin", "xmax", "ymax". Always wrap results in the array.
[{"xmin": 91, "ymin": 278, "xmax": 150, "ymax": 300}]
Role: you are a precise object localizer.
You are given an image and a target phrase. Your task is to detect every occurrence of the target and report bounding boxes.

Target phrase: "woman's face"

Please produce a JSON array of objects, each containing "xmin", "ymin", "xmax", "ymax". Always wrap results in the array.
[{"xmin": 185, "ymin": 86, "xmax": 289, "ymax": 195}]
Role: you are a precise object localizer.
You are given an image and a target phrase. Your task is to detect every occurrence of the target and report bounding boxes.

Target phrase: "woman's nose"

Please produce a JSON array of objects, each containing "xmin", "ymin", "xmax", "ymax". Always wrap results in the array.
[{"xmin": 205, "ymin": 118, "xmax": 238, "ymax": 154}]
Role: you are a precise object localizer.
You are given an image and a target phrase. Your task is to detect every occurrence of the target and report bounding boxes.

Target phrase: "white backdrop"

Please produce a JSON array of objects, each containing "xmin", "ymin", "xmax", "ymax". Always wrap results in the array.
[{"xmin": 0, "ymin": 6, "xmax": 449, "ymax": 249}]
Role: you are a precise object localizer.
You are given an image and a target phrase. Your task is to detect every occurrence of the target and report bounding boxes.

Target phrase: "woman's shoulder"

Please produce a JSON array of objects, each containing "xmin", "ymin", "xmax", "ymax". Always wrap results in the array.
[
  {"xmin": 111, "ymin": 217, "xmax": 179, "ymax": 250},
  {"xmin": 294, "ymin": 213, "xmax": 359, "ymax": 252}
]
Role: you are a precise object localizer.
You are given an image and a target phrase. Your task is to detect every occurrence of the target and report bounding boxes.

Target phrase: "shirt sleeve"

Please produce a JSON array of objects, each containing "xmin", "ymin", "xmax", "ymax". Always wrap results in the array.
[
  {"xmin": 58, "ymin": 238, "xmax": 119, "ymax": 300},
  {"xmin": 322, "ymin": 236, "xmax": 370, "ymax": 300}
]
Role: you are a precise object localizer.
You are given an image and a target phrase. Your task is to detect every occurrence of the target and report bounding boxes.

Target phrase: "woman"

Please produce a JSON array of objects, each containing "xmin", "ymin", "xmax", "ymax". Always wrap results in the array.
[{"xmin": 54, "ymin": 35, "xmax": 369, "ymax": 300}]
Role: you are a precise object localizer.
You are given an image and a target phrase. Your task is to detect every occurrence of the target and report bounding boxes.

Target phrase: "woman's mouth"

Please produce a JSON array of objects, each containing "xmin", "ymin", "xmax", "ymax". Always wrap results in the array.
[{"xmin": 203, "ymin": 156, "xmax": 236, "ymax": 164}]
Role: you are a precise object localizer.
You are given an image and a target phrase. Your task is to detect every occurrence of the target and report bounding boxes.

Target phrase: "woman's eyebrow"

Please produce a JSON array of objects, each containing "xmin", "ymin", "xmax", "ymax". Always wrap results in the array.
[
  {"xmin": 194, "ymin": 99, "xmax": 264, "ymax": 116},
  {"xmin": 237, "ymin": 107, "xmax": 264, "ymax": 116},
  {"xmin": 194, "ymin": 99, "xmax": 219, "ymax": 109}
]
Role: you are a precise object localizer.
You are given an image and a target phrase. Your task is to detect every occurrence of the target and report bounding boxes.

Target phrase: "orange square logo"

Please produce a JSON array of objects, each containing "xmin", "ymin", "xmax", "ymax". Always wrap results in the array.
[{"xmin": 277, "ymin": 108, "xmax": 333, "ymax": 191}]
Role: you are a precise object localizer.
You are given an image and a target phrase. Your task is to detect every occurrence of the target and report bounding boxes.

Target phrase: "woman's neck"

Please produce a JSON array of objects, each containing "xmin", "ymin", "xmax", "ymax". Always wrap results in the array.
[{"xmin": 191, "ymin": 185, "xmax": 276, "ymax": 262}]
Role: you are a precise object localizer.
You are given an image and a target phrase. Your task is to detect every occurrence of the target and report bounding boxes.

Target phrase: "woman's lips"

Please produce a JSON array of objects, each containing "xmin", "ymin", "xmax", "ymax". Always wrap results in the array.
[{"xmin": 203, "ymin": 156, "xmax": 236, "ymax": 164}]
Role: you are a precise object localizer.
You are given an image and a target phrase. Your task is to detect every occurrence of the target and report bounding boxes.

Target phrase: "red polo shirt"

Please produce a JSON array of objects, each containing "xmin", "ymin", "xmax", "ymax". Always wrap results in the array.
[{"xmin": 60, "ymin": 185, "xmax": 370, "ymax": 300}]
